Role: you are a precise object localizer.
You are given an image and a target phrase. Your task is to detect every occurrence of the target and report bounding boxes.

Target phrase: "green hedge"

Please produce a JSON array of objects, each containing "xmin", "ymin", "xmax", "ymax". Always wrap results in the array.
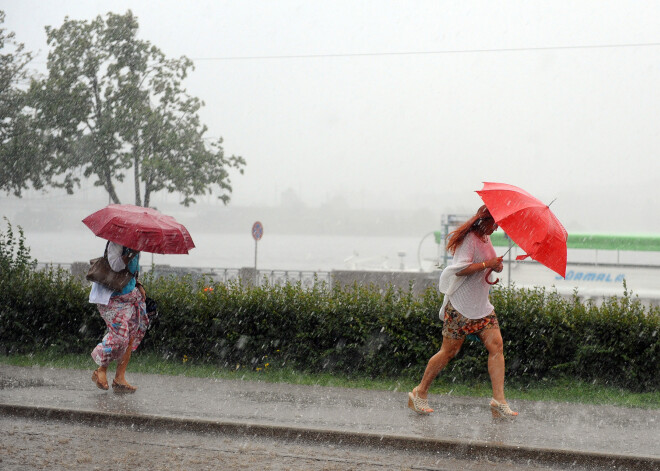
[
  {"xmin": 1, "ymin": 270, "xmax": 658, "ymax": 392},
  {"xmin": 143, "ymin": 277, "xmax": 445, "ymax": 379},
  {"xmin": 0, "ymin": 267, "xmax": 101, "ymax": 353},
  {"xmin": 491, "ymin": 285, "xmax": 659, "ymax": 391},
  {"xmin": 1, "ymin": 220, "xmax": 659, "ymax": 392}
]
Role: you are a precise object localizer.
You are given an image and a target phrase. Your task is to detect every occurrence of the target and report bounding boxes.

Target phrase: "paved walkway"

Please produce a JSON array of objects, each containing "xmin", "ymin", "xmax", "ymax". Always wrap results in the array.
[{"xmin": 0, "ymin": 364, "xmax": 658, "ymax": 470}]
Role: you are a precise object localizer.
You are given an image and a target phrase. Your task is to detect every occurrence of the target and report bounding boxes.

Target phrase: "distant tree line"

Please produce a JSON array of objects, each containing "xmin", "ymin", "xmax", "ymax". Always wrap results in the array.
[{"xmin": 0, "ymin": 10, "xmax": 245, "ymax": 207}]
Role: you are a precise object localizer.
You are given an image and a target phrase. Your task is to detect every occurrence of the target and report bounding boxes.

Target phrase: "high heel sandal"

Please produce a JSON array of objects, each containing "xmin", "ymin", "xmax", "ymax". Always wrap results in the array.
[
  {"xmin": 408, "ymin": 388, "xmax": 433, "ymax": 415},
  {"xmin": 490, "ymin": 398, "xmax": 518, "ymax": 418}
]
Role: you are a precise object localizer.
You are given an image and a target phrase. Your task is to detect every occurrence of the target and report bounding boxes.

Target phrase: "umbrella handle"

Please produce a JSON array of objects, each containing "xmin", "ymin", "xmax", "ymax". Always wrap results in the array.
[{"xmin": 485, "ymin": 268, "xmax": 499, "ymax": 285}]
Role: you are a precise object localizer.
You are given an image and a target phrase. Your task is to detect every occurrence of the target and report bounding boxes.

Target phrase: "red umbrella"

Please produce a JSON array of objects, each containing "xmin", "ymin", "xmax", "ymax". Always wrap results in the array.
[
  {"xmin": 476, "ymin": 182, "xmax": 567, "ymax": 278},
  {"xmin": 82, "ymin": 204, "xmax": 195, "ymax": 254}
]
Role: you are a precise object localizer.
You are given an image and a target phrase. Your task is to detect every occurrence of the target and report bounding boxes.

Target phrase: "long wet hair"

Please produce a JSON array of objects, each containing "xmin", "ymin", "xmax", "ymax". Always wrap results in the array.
[{"xmin": 446, "ymin": 205, "xmax": 494, "ymax": 255}]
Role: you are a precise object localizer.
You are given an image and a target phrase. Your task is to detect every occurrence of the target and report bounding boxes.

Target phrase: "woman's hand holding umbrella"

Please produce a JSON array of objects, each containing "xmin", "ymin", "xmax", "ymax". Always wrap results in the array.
[
  {"xmin": 122, "ymin": 248, "xmax": 139, "ymax": 265},
  {"xmin": 489, "ymin": 256, "xmax": 504, "ymax": 273},
  {"xmin": 484, "ymin": 256, "xmax": 504, "ymax": 284},
  {"xmin": 457, "ymin": 256, "xmax": 503, "ymax": 277}
]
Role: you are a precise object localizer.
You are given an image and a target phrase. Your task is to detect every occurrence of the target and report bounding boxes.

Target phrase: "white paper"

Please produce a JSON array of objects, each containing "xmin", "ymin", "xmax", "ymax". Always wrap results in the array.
[{"xmin": 89, "ymin": 282, "xmax": 113, "ymax": 305}]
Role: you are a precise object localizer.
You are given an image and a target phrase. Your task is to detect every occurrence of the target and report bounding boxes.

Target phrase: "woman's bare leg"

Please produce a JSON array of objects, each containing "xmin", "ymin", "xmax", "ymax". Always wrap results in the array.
[
  {"xmin": 114, "ymin": 338, "xmax": 134, "ymax": 386},
  {"xmin": 479, "ymin": 328, "xmax": 506, "ymax": 403},
  {"xmin": 93, "ymin": 366, "xmax": 108, "ymax": 389},
  {"xmin": 416, "ymin": 337, "xmax": 464, "ymax": 398}
]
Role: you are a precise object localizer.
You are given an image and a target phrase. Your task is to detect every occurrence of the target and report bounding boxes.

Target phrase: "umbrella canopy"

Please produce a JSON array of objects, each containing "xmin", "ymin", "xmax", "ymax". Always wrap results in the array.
[
  {"xmin": 83, "ymin": 204, "xmax": 195, "ymax": 254},
  {"xmin": 476, "ymin": 182, "xmax": 567, "ymax": 278}
]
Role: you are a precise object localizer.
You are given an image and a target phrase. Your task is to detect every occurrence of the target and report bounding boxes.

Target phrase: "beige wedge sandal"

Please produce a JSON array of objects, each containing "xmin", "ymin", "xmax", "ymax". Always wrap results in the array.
[
  {"xmin": 490, "ymin": 398, "xmax": 518, "ymax": 418},
  {"xmin": 408, "ymin": 388, "xmax": 433, "ymax": 415}
]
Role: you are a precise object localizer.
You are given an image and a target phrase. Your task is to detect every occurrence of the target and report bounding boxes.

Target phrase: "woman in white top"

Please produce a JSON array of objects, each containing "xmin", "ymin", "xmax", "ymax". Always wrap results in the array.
[{"xmin": 408, "ymin": 205, "xmax": 518, "ymax": 418}]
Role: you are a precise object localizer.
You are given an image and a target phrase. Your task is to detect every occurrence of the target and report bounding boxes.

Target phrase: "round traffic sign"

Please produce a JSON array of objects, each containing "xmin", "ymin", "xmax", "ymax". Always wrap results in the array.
[{"xmin": 251, "ymin": 221, "xmax": 263, "ymax": 241}]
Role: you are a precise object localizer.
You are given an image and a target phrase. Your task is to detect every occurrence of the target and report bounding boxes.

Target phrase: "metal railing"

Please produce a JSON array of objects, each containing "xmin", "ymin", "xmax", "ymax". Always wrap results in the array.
[
  {"xmin": 147, "ymin": 266, "xmax": 330, "ymax": 287},
  {"xmin": 255, "ymin": 270, "xmax": 331, "ymax": 288}
]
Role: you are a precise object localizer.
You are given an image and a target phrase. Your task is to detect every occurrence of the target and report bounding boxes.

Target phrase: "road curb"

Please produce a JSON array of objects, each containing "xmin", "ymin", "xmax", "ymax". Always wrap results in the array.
[{"xmin": 2, "ymin": 403, "xmax": 658, "ymax": 471}]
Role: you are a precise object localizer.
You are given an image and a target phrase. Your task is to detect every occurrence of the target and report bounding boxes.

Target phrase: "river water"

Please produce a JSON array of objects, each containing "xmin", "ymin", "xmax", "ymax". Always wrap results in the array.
[
  {"xmin": 22, "ymin": 228, "xmax": 660, "ymax": 272},
  {"xmin": 22, "ymin": 229, "xmax": 439, "ymax": 272}
]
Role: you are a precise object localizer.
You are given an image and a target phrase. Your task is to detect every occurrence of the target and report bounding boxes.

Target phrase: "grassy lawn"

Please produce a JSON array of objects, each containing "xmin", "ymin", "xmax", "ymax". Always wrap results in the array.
[{"xmin": 1, "ymin": 350, "xmax": 658, "ymax": 409}]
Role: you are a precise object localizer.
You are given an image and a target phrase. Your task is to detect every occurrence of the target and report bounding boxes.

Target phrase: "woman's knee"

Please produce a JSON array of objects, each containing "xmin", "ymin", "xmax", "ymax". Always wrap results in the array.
[
  {"xmin": 479, "ymin": 326, "xmax": 502, "ymax": 347},
  {"xmin": 484, "ymin": 334, "xmax": 503, "ymax": 354},
  {"xmin": 109, "ymin": 325, "xmax": 131, "ymax": 348},
  {"xmin": 440, "ymin": 338, "xmax": 463, "ymax": 359}
]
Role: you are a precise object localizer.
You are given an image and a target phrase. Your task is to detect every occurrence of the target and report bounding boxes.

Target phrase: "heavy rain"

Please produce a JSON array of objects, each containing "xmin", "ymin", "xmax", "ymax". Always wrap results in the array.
[{"xmin": 1, "ymin": 2, "xmax": 659, "ymax": 470}]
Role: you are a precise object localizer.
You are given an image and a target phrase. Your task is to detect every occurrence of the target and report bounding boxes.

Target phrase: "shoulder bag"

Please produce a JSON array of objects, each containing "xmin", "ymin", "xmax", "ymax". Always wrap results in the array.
[{"xmin": 87, "ymin": 242, "xmax": 136, "ymax": 291}]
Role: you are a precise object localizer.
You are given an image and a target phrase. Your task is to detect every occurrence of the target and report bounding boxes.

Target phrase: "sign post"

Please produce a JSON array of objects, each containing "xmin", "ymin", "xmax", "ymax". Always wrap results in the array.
[{"xmin": 251, "ymin": 221, "xmax": 263, "ymax": 270}]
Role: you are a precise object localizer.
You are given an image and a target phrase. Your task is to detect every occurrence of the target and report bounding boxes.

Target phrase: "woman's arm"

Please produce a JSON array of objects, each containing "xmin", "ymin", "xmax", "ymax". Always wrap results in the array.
[
  {"xmin": 456, "ymin": 257, "xmax": 503, "ymax": 276},
  {"xmin": 107, "ymin": 242, "xmax": 138, "ymax": 272},
  {"xmin": 135, "ymin": 277, "xmax": 146, "ymax": 299},
  {"xmin": 107, "ymin": 242, "xmax": 126, "ymax": 272}
]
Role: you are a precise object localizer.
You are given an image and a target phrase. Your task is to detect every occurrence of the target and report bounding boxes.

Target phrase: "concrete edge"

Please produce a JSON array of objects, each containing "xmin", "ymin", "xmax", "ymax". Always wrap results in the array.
[{"xmin": 1, "ymin": 403, "xmax": 658, "ymax": 471}]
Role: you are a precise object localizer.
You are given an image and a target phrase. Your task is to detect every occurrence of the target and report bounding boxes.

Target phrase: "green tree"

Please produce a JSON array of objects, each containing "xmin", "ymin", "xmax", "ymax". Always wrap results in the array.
[
  {"xmin": 0, "ymin": 217, "xmax": 36, "ymax": 273},
  {"xmin": 30, "ymin": 10, "xmax": 245, "ymax": 206},
  {"xmin": 0, "ymin": 11, "xmax": 46, "ymax": 197}
]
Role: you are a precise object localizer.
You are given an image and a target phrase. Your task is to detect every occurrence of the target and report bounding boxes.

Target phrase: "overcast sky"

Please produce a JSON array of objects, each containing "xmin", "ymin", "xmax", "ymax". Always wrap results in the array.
[{"xmin": 2, "ymin": 1, "xmax": 660, "ymax": 233}]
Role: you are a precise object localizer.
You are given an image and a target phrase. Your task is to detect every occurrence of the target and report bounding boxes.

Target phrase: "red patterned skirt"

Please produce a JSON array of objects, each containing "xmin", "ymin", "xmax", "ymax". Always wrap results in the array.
[
  {"xmin": 442, "ymin": 300, "xmax": 499, "ymax": 339},
  {"xmin": 91, "ymin": 289, "xmax": 148, "ymax": 367}
]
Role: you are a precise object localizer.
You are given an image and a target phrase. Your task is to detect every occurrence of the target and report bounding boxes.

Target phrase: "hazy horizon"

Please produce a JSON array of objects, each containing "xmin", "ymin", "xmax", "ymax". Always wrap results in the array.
[{"xmin": 1, "ymin": 1, "xmax": 659, "ymax": 234}]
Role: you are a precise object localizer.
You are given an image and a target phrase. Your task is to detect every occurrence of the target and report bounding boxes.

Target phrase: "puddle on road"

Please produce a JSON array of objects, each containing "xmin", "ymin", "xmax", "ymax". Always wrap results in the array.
[{"xmin": 0, "ymin": 376, "xmax": 48, "ymax": 389}]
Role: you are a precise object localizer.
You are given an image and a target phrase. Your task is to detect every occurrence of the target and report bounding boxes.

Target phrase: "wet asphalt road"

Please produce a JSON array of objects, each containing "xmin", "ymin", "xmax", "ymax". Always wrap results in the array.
[
  {"xmin": 0, "ymin": 364, "xmax": 658, "ymax": 470},
  {"xmin": 1, "ymin": 415, "xmax": 605, "ymax": 471}
]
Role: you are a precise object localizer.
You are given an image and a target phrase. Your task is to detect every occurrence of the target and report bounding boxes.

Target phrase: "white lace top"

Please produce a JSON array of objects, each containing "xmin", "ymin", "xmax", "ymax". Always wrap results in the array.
[{"xmin": 438, "ymin": 232, "xmax": 497, "ymax": 319}]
